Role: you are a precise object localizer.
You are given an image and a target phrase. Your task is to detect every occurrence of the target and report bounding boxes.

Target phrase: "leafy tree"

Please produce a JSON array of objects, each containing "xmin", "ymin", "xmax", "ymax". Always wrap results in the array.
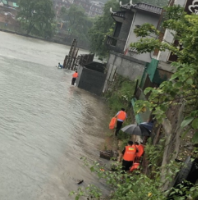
[
  {"xmin": 59, "ymin": 5, "xmax": 93, "ymax": 47},
  {"xmin": 130, "ymin": 5, "xmax": 198, "ymax": 143},
  {"xmin": 17, "ymin": 0, "xmax": 56, "ymax": 38},
  {"xmin": 88, "ymin": 0, "xmax": 168, "ymax": 58}
]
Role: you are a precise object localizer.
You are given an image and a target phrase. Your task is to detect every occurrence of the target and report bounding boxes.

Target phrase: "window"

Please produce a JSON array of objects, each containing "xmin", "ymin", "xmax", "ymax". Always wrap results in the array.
[{"xmin": 113, "ymin": 22, "xmax": 122, "ymax": 38}]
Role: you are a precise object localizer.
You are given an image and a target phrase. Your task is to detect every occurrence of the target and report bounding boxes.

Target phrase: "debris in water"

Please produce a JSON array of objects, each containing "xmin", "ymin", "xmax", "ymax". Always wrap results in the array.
[{"xmin": 77, "ymin": 180, "xmax": 84, "ymax": 184}]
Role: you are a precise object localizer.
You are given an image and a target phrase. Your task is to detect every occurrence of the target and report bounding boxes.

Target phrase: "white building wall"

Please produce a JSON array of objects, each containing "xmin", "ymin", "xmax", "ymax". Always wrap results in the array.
[
  {"xmin": 124, "ymin": 11, "xmax": 160, "ymax": 63},
  {"xmin": 157, "ymin": 0, "xmax": 188, "ymax": 61}
]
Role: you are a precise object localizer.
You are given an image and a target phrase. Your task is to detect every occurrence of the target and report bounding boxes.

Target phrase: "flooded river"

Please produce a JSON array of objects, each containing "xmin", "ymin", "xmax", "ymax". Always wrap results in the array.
[{"xmin": 0, "ymin": 31, "xmax": 109, "ymax": 200}]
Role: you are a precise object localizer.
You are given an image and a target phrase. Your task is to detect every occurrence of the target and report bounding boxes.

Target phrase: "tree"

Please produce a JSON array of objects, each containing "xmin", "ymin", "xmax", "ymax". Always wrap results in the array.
[
  {"xmin": 88, "ymin": 0, "xmax": 168, "ymax": 58},
  {"xmin": 88, "ymin": 0, "xmax": 127, "ymax": 58},
  {"xmin": 131, "ymin": 5, "xmax": 198, "ymax": 143},
  {"xmin": 17, "ymin": 0, "xmax": 56, "ymax": 38},
  {"xmin": 59, "ymin": 5, "xmax": 93, "ymax": 47}
]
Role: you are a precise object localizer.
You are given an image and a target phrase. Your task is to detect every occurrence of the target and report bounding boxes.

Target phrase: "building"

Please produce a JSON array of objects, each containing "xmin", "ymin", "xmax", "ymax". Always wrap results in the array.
[
  {"xmin": 157, "ymin": 0, "xmax": 198, "ymax": 63},
  {"xmin": 133, "ymin": 0, "xmax": 198, "ymax": 124},
  {"xmin": 54, "ymin": 0, "xmax": 104, "ymax": 17},
  {"xmin": 0, "ymin": 0, "xmax": 18, "ymax": 26},
  {"xmin": 1, "ymin": 0, "xmax": 18, "ymax": 8},
  {"xmin": 87, "ymin": 1, "xmax": 104, "ymax": 17},
  {"xmin": 104, "ymin": 2, "xmax": 162, "ymax": 93},
  {"xmin": 72, "ymin": 0, "xmax": 104, "ymax": 17}
]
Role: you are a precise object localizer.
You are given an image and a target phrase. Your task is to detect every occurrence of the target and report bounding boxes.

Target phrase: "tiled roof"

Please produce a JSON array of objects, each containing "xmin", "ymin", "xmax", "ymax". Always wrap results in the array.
[{"xmin": 120, "ymin": 3, "xmax": 162, "ymax": 15}]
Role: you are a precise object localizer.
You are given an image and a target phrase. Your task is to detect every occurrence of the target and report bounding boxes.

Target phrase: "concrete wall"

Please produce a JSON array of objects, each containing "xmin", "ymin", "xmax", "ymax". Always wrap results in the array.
[
  {"xmin": 75, "ymin": 65, "xmax": 84, "ymax": 86},
  {"xmin": 76, "ymin": 66, "xmax": 106, "ymax": 95},
  {"xmin": 175, "ymin": 0, "xmax": 187, "ymax": 6},
  {"xmin": 124, "ymin": 11, "xmax": 160, "ymax": 63},
  {"xmin": 103, "ymin": 52, "xmax": 146, "ymax": 92},
  {"xmin": 115, "ymin": 11, "xmax": 133, "ymax": 52}
]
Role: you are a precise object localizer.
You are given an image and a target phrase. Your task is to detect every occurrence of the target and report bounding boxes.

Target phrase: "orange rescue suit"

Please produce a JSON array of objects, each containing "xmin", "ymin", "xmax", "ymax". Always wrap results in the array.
[
  {"xmin": 72, "ymin": 72, "xmax": 78, "ymax": 78},
  {"xmin": 123, "ymin": 145, "xmax": 137, "ymax": 161},
  {"xmin": 136, "ymin": 144, "xmax": 144, "ymax": 158},
  {"xmin": 117, "ymin": 111, "xmax": 126, "ymax": 121}
]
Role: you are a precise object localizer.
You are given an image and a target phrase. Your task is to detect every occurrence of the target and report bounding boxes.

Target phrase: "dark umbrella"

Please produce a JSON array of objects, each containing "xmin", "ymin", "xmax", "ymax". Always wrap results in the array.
[
  {"xmin": 121, "ymin": 124, "xmax": 151, "ymax": 136},
  {"xmin": 139, "ymin": 122, "xmax": 153, "ymax": 131}
]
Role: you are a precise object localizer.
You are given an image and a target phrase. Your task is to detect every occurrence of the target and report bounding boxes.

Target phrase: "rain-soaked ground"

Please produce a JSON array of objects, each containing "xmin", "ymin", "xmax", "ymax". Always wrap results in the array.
[{"xmin": 0, "ymin": 31, "xmax": 110, "ymax": 200}]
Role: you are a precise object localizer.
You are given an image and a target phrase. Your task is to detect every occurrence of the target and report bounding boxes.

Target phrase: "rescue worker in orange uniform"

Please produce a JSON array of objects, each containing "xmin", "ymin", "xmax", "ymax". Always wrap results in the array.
[
  {"xmin": 72, "ymin": 71, "xmax": 78, "ymax": 85},
  {"xmin": 121, "ymin": 141, "xmax": 137, "ymax": 171},
  {"xmin": 136, "ymin": 143, "xmax": 145, "ymax": 161},
  {"xmin": 129, "ymin": 142, "xmax": 145, "ymax": 172},
  {"xmin": 114, "ymin": 108, "xmax": 127, "ymax": 136}
]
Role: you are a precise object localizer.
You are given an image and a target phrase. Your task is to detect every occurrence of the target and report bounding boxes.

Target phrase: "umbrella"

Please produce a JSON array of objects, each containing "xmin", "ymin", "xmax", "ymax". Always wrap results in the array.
[
  {"xmin": 139, "ymin": 122, "xmax": 153, "ymax": 131},
  {"xmin": 121, "ymin": 124, "xmax": 151, "ymax": 136}
]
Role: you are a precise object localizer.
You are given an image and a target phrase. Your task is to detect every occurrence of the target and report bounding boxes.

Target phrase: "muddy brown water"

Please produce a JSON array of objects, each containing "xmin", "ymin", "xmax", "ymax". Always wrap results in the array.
[{"xmin": 0, "ymin": 31, "xmax": 110, "ymax": 200}]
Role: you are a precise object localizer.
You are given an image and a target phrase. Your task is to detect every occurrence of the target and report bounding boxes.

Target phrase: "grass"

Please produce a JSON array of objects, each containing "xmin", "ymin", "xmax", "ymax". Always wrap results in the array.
[{"xmin": 104, "ymin": 74, "xmax": 137, "ymax": 148}]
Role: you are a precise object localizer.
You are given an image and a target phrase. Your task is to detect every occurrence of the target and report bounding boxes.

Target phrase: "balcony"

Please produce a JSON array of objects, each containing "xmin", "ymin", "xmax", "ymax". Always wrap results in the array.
[
  {"xmin": 106, "ymin": 35, "xmax": 126, "ymax": 53},
  {"xmin": 106, "ymin": 35, "xmax": 117, "ymax": 46}
]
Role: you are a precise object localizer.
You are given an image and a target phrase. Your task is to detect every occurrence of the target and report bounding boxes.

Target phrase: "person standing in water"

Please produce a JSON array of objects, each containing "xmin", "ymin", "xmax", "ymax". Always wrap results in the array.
[{"xmin": 72, "ymin": 71, "xmax": 78, "ymax": 85}]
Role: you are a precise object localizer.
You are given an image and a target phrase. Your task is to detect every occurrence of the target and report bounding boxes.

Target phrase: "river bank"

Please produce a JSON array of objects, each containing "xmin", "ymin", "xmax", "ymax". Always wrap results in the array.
[{"xmin": 0, "ymin": 28, "xmax": 89, "ymax": 50}]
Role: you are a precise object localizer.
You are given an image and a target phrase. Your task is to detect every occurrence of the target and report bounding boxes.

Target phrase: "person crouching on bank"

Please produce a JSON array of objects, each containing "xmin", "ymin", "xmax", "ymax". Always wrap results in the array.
[{"xmin": 121, "ymin": 141, "xmax": 137, "ymax": 171}]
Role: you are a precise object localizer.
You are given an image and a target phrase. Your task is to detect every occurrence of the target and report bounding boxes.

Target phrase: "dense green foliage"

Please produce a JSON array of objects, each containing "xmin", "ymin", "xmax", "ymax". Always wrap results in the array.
[
  {"xmin": 131, "ymin": 6, "xmax": 198, "ymax": 143},
  {"xmin": 17, "ymin": 0, "xmax": 55, "ymax": 38},
  {"xmin": 58, "ymin": 5, "xmax": 93, "ymax": 46},
  {"xmin": 70, "ymin": 149, "xmax": 197, "ymax": 200},
  {"xmin": 89, "ymin": 0, "xmax": 168, "ymax": 58},
  {"xmin": 105, "ymin": 75, "xmax": 136, "ymax": 114},
  {"xmin": 105, "ymin": 75, "xmax": 136, "ymax": 140}
]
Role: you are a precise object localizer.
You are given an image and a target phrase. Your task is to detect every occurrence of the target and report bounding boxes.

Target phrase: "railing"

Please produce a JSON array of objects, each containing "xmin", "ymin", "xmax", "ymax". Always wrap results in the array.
[
  {"xmin": 112, "ymin": 11, "xmax": 125, "ymax": 19},
  {"xmin": 106, "ymin": 35, "xmax": 117, "ymax": 47}
]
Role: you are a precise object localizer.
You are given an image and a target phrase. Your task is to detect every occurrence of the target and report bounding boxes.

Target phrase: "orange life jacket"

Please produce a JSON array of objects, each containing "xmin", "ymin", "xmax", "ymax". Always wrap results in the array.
[
  {"xmin": 123, "ymin": 145, "xmax": 136, "ymax": 161},
  {"xmin": 117, "ymin": 111, "xmax": 126, "ymax": 121},
  {"xmin": 129, "ymin": 162, "xmax": 140, "ymax": 172},
  {"xmin": 109, "ymin": 117, "xmax": 117, "ymax": 129},
  {"xmin": 73, "ymin": 72, "xmax": 78, "ymax": 78},
  {"xmin": 136, "ymin": 144, "xmax": 144, "ymax": 158}
]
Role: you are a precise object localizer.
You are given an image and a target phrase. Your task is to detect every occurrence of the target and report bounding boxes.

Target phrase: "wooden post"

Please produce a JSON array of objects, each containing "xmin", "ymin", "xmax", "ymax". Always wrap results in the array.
[
  {"xmin": 65, "ymin": 39, "xmax": 77, "ymax": 69},
  {"xmin": 63, "ymin": 55, "xmax": 68, "ymax": 68},
  {"xmin": 72, "ymin": 48, "xmax": 79, "ymax": 70}
]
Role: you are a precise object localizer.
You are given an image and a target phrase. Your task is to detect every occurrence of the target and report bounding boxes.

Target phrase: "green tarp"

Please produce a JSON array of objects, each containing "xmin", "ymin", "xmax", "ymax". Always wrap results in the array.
[
  {"xmin": 13, "ymin": 2, "xmax": 19, "ymax": 7},
  {"xmin": 146, "ymin": 58, "xmax": 158, "ymax": 82},
  {"xmin": 131, "ymin": 98, "xmax": 143, "ymax": 124},
  {"xmin": 2, "ymin": 0, "xmax": 7, "ymax": 4},
  {"xmin": 140, "ymin": 58, "xmax": 168, "ymax": 87}
]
